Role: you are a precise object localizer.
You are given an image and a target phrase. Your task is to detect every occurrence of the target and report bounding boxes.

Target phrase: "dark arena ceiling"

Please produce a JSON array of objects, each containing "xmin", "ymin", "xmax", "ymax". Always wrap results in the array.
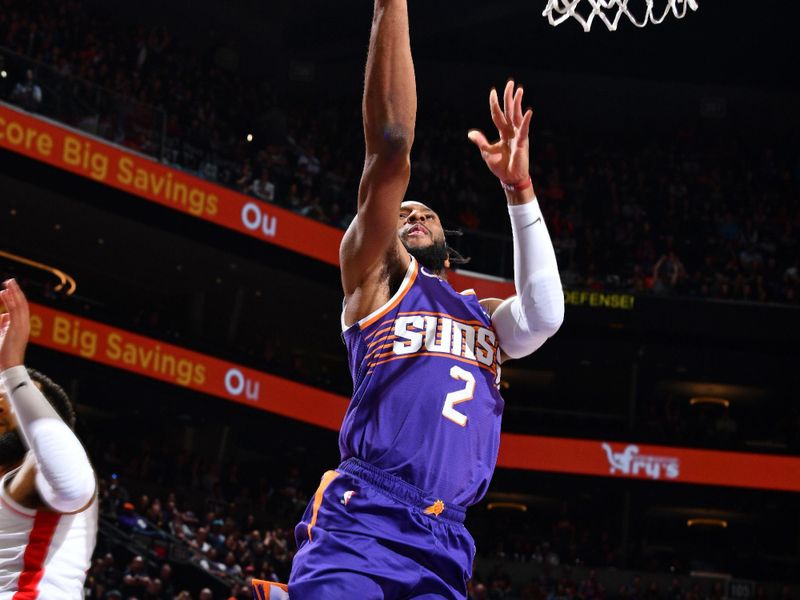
[{"xmin": 95, "ymin": 0, "xmax": 800, "ymax": 92}]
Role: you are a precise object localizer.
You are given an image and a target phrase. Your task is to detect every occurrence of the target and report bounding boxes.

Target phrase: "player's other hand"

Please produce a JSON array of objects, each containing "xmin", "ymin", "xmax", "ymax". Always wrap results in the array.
[
  {"xmin": 467, "ymin": 79, "xmax": 533, "ymax": 186},
  {"xmin": 0, "ymin": 279, "xmax": 31, "ymax": 371}
]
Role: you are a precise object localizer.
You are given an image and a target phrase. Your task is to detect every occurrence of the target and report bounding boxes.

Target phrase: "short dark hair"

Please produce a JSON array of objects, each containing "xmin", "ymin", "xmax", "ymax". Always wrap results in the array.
[{"xmin": 26, "ymin": 369, "xmax": 76, "ymax": 430}]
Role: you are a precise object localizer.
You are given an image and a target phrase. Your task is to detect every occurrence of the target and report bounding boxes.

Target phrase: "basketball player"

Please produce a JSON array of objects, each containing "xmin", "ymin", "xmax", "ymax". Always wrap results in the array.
[
  {"xmin": 0, "ymin": 279, "xmax": 98, "ymax": 598},
  {"xmin": 287, "ymin": 1, "xmax": 564, "ymax": 598}
]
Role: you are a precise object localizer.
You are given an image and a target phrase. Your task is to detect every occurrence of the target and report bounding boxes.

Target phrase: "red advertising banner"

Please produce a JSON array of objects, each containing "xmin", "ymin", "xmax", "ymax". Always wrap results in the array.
[
  {"xmin": 499, "ymin": 434, "xmax": 800, "ymax": 493},
  {"xmin": 448, "ymin": 270, "xmax": 515, "ymax": 302},
  {"xmin": 24, "ymin": 303, "xmax": 800, "ymax": 492},
  {"xmin": 27, "ymin": 302, "xmax": 349, "ymax": 431},
  {"xmin": 0, "ymin": 103, "xmax": 342, "ymax": 266}
]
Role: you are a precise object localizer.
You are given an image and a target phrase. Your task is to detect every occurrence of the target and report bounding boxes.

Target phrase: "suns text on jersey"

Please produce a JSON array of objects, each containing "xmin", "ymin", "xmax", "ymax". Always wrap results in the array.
[{"xmin": 391, "ymin": 314, "xmax": 499, "ymax": 371}]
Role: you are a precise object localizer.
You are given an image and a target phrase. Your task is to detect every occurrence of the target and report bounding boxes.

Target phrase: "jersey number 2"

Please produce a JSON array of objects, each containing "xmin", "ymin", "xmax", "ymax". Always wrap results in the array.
[{"xmin": 442, "ymin": 366, "xmax": 475, "ymax": 427}]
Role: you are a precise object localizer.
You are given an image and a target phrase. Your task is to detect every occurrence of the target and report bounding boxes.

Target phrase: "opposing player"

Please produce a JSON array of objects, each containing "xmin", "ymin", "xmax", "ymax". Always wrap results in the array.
[
  {"xmin": 287, "ymin": 1, "xmax": 564, "ymax": 598},
  {"xmin": 0, "ymin": 279, "xmax": 98, "ymax": 598}
]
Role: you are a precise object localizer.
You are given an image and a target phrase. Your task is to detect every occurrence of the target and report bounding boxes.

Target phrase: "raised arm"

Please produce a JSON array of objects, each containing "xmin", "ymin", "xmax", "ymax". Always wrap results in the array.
[
  {"xmin": 340, "ymin": 0, "xmax": 416, "ymax": 301},
  {"xmin": 0, "ymin": 280, "xmax": 95, "ymax": 512},
  {"xmin": 469, "ymin": 81, "xmax": 564, "ymax": 359}
]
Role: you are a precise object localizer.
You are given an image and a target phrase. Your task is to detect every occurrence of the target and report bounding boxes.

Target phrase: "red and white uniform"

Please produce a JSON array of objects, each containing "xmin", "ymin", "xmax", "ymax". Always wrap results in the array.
[{"xmin": 0, "ymin": 468, "xmax": 97, "ymax": 599}]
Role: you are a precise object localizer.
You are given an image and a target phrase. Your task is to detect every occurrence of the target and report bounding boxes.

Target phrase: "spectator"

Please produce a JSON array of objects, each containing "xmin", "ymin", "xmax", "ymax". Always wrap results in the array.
[
  {"xmin": 470, "ymin": 582, "xmax": 488, "ymax": 600},
  {"xmin": 236, "ymin": 164, "xmax": 253, "ymax": 193},
  {"xmin": 224, "ymin": 551, "xmax": 243, "ymax": 578},
  {"xmin": 488, "ymin": 564, "xmax": 513, "ymax": 598},
  {"xmin": 142, "ymin": 577, "xmax": 163, "ymax": 600},
  {"xmin": 159, "ymin": 564, "xmax": 175, "ymax": 600},
  {"xmin": 251, "ymin": 169, "xmax": 276, "ymax": 202},
  {"xmin": 121, "ymin": 556, "xmax": 151, "ymax": 598},
  {"xmin": 117, "ymin": 502, "xmax": 152, "ymax": 534},
  {"xmin": 653, "ymin": 251, "xmax": 687, "ymax": 296},
  {"xmin": 10, "ymin": 69, "xmax": 42, "ymax": 111}
]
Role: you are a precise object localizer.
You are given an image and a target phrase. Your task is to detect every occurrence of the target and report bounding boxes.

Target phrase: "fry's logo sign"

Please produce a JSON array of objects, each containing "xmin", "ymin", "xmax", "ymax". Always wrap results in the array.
[{"xmin": 601, "ymin": 443, "xmax": 680, "ymax": 480}]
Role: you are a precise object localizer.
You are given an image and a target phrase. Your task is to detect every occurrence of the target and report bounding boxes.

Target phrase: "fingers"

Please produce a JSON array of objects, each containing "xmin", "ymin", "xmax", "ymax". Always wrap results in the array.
[
  {"xmin": 467, "ymin": 129, "xmax": 490, "ymax": 151},
  {"xmin": 519, "ymin": 108, "xmax": 534, "ymax": 144},
  {"xmin": 8, "ymin": 280, "xmax": 27, "ymax": 307},
  {"xmin": 513, "ymin": 87, "xmax": 524, "ymax": 127},
  {"xmin": 498, "ymin": 79, "xmax": 524, "ymax": 129},
  {"xmin": 485, "ymin": 81, "xmax": 531, "ymax": 159},
  {"xmin": 0, "ymin": 288, "xmax": 11, "ymax": 315},
  {"xmin": 468, "ymin": 130, "xmax": 505, "ymax": 164},
  {"xmin": 1, "ymin": 281, "xmax": 16, "ymax": 314},
  {"xmin": 503, "ymin": 80, "xmax": 514, "ymax": 126},
  {"xmin": 13, "ymin": 281, "xmax": 29, "ymax": 321},
  {"xmin": 1, "ymin": 279, "xmax": 27, "ymax": 319},
  {"xmin": 489, "ymin": 88, "xmax": 511, "ymax": 138}
]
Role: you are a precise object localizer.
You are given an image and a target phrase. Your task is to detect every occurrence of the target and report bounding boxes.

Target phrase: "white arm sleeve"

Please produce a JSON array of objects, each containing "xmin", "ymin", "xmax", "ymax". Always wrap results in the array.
[
  {"xmin": 0, "ymin": 366, "xmax": 95, "ymax": 513},
  {"xmin": 491, "ymin": 199, "xmax": 565, "ymax": 359}
]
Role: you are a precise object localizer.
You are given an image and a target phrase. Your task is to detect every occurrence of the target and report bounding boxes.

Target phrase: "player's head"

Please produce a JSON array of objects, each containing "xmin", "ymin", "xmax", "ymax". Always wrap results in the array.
[
  {"xmin": 28, "ymin": 369, "xmax": 76, "ymax": 429},
  {"xmin": 398, "ymin": 201, "xmax": 469, "ymax": 274},
  {"xmin": 0, "ymin": 389, "xmax": 25, "ymax": 468},
  {"xmin": 0, "ymin": 369, "xmax": 76, "ymax": 467}
]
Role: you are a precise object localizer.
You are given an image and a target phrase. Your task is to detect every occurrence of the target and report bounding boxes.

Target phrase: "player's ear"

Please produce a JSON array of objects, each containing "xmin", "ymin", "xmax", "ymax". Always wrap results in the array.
[{"xmin": 444, "ymin": 253, "xmax": 451, "ymax": 270}]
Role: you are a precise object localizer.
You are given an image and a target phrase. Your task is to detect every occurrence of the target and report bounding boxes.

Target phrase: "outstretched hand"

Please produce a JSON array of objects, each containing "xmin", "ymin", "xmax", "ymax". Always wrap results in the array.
[
  {"xmin": 467, "ymin": 80, "xmax": 533, "ymax": 186},
  {"xmin": 0, "ymin": 279, "xmax": 30, "ymax": 371}
]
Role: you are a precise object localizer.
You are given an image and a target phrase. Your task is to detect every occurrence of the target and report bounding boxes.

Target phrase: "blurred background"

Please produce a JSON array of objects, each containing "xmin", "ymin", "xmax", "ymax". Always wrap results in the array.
[{"xmin": 1, "ymin": 0, "xmax": 799, "ymax": 598}]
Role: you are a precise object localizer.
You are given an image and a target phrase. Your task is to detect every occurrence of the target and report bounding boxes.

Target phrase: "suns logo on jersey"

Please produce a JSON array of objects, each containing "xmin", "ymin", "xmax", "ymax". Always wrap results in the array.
[{"xmin": 387, "ymin": 313, "xmax": 500, "ymax": 375}]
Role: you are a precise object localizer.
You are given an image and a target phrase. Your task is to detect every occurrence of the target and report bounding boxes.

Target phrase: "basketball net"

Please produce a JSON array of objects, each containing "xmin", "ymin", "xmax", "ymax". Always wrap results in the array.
[{"xmin": 543, "ymin": 0, "xmax": 698, "ymax": 31}]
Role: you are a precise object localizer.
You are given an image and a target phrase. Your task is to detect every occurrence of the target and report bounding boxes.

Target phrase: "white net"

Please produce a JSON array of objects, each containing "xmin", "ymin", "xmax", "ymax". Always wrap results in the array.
[{"xmin": 543, "ymin": 0, "xmax": 698, "ymax": 32}]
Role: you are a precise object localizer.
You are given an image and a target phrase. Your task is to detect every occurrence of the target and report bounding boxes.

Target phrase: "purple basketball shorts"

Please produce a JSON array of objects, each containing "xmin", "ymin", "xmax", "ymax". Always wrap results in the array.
[{"xmin": 288, "ymin": 458, "xmax": 475, "ymax": 599}]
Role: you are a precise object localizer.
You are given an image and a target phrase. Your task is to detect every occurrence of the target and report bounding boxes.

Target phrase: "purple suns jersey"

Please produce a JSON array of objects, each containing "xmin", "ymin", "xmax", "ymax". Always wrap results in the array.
[{"xmin": 340, "ymin": 256, "xmax": 505, "ymax": 507}]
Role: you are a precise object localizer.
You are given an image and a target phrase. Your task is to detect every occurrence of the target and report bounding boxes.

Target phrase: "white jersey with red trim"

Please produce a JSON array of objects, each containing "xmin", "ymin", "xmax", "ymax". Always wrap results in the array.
[{"xmin": 0, "ymin": 468, "xmax": 98, "ymax": 599}]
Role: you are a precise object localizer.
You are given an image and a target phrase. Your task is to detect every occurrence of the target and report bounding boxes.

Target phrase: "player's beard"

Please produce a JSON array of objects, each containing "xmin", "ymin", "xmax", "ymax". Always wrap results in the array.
[
  {"xmin": 405, "ymin": 238, "xmax": 448, "ymax": 274},
  {"xmin": 0, "ymin": 430, "xmax": 27, "ymax": 468}
]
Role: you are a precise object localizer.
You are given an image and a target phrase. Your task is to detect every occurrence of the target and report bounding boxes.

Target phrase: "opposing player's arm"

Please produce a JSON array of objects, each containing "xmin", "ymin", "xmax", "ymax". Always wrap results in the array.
[
  {"xmin": 478, "ymin": 297, "xmax": 521, "ymax": 364},
  {"xmin": 0, "ymin": 280, "xmax": 95, "ymax": 513},
  {"xmin": 341, "ymin": 0, "xmax": 416, "ymax": 298},
  {"xmin": 470, "ymin": 82, "xmax": 564, "ymax": 360}
]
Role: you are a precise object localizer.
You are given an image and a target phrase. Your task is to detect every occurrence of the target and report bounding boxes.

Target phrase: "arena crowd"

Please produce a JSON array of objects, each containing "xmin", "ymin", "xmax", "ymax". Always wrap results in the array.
[{"xmin": 2, "ymin": 0, "xmax": 798, "ymax": 304}]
